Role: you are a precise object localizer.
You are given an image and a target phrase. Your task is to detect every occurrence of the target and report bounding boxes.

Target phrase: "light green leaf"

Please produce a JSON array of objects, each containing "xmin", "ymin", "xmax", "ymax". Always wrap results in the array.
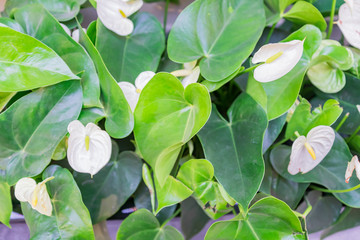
[
  {"xmin": 0, "ymin": 171, "xmax": 11, "ymax": 228},
  {"xmin": 96, "ymin": 13, "xmax": 165, "ymax": 83},
  {"xmin": 14, "ymin": 4, "xmax": 101, "ymax": 107},
  {"xmin": 270, "ymin": 133, "xmax": 360, "ymax": 208},
  {"xmin": 134, "ymin": 73, "xmax": 211, "ymax": 185},
  {"xmin": 285, "ymin": 98, "xmax": 343, "ymax": 140},
  {"xmin": 204, "ymin": 197, "xmax": 305, "ymax": 240},
  {"xmin": 21, "ymin": 165, "xmax": 95, "ymax": 240},
  {"xmin": 0, "ymin": 26, "xmax": 79, "ymax": 92},
  {"xmin": 116, "ymin": 208, "xmax": 184, "ymax": 240},
  {"xmin": 0, "ymin": 17, "xmax": 24, "ymax": 32},
  {"xmin": 201, "ymin": 67, "xmax": 244, "ymax": 92},
  {"xmin": 168, "ymin": 0, "xmax": 265, "ymax": 81},
  {"xmin": 77, "ymin": 24, "xmax": 134, "ymax": 138},
  {"xmin": 0, "ymin": 81, "xmax": 82, "ymax": 185},
  {"xmin": 198, "ymin": 93, "xmax": 268, "ymax": 209},
  {"xmin": 0, "ymin": 92, "xmax": 15, "ymax": 112}
]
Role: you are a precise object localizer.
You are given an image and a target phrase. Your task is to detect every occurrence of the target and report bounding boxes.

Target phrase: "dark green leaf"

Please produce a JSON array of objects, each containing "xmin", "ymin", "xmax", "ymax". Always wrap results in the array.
[{"xmin": 263, "ymin": 114, "xmax": 287, "ymax": 153}]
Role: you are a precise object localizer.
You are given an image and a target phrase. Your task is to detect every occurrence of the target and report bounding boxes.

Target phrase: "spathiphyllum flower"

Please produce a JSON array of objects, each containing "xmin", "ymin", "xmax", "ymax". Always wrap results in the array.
[
  {"xmin": 118, "ymin": 71, "xmax": 155, "ymax": 111},
  {"xmin": 337, "ymin": 0, "xmax": 360, "ymax": 49},
  {"xmin": 345, "ymin": 155, "xmax": 360, "ymax": 183},
  {"xmin": 252, "ymin": 40, "xmax": 304, "ymax": 82},
  {"xmin": 288, "ymin": 125, "xmax": 335, "ymax": 175},
  {"xmin": 67, "ymin": 120, "xmax": 112, "ymax": 177},
  {"xmin": 15, "ymin": 177, "xmax": 54, "ymax": 216},
  {"xmin": 171, "ymin": 61, "xmax": 201, "ymax": 88},
  {"xmin": 97, "ymin": 0, "xmax": 143, "ymax": 36}
]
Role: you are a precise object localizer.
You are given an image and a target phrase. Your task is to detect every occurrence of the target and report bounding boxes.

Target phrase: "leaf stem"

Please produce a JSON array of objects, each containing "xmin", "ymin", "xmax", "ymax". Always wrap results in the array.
[
  {"xmin": 347, "ymin": 125, "xmax": 360, "ymax": 143},
  {"xmin": 327, "ymin": 0, "xmax": 337, "ymax": 39},
  {"xmin": 242, "ymin": 63, "xmax": 264, "ymax": 74},
  {"xmin": 269, "ymin": 138, "xmax": 289, "ymax": 150},
  {"xmin": 161, "ymin": 207, "xmax": 181, "ymax": 227},
  {"xmin": 310, "ymin": 183, "xmax": 360, "ymax": 193},
  {"xmin": 335, "ymin": 112, "xmax": 349, "ymax": 131},
  {"xmin": 265, "ymin": 23, "xmax": 277, "ymax": 44},
  {"xmin": 163, "ymin": 0, "xmax": 170, "ymax": 32}
]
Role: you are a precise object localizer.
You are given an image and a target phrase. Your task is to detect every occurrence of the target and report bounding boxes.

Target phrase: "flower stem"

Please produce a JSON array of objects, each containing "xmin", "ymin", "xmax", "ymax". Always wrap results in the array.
[
  {"xmin": 335, "ymin": 112, "xmax": 349, "ymax": 132},
  {"xmin": 265, "ymin": 23, "xmax": 276, "ymax": 44},
  {"xmin": 269, "ymin": 138, "xmax": 289, "ymax": 150},
  {"xmin": 310, "ymin": 183, "xmax": 360, "ymax": 193},
  {"xmin": 161, "ymin": 208, "xmax": 181, "ymax": 227},
  {"xmin": 242, "ymin": 63, "xmax": 264, "ymax": 74},
  {"xmin": 347, "ymin": 125, "xmax": 360, "ymax": 143},
  {"xmin": 163, "ymin": 0, "xmax": 170, "ymax": 32},
  {"xmin": 327, "ymin": 0, "xmax": 337, "ymax": 39}
]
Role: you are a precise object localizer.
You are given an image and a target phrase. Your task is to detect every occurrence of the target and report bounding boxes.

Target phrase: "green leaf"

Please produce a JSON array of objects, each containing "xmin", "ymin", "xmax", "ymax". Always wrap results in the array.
[
  {"xmin": 134, "ymin": 73, "xmax": 211, "ymax": 185},
  {"xmin": 168, "ymin": 0, "xmax": 265, "ymax": 81},
  {"xmin": 77, "ymin": 24, "xmax": 134, "ymax": 138},
  {"xmin": 0, "ymin": 92, "xmax": 16, "ymax": 112},
  {"xmin": 74, "ymin": 148, "xmax": 143, "ymax": 224},
  {"xmin": 263, "ymin": 114, "xmax": 287, "ymax": 153},
  {"xmin": 0, "ymin": 17, "xmax": 25, "ymax": 33},
  {"xmin": 0, "ymin": 81, "xmax": 82, "ymax": 185},
  {"xmin": 0, "ymin": 26, "xmax": 79, "ymax": 92},
  {"xmin": 6, "ymin": 0, "xmax": 81, "ymax": 21},
  {"xmin": 96, "ymin": 13, "xmax": 165, "ymax": 83},
  {"xmin": 247, "ymin": 24, "xmax": 322, "ymax": 120},
  {"xmin": 78, "ymin": 107, "xmax": 105, "ymax": 125},
  {"xmin": 0, "ymin": 171, "xmax": 12, "ymax": 228},
  {"xmin": 296, "ymin": 191, "xmax": 342, "ymax": 233},
  {"xmin": 285, "ymin": 98, "xmax": 343, "ymax": 140},
  {"xmin": 14, "ymin": 4, "xmax": 101, "ymax": 108},
  {"xmin": 204, "ymin": 197, "xmax": 305, "ymax": 240},
  {"xmin": 21, "ymin": 165, "xmax": 95, "ymax": 240},
  {"xmin": 283, "ymin": 1, "xmax": 327, "ymax": 31},
  {"xmin": 197, "ymin": 93, "xmax": 268, "ymax": 209},
  {"xmin": 181, "ymin": 197, "xmax": 210, "ymax": 240},
  {"xmin": 177, "ymin": 159, "xmax": 235, "ymax": 219},
  {"xmin": 116, "ymin": 208, "xmax": 184, "ymax": 240},
  {"xmin": 348, "ymin": 47, "xmax": 360, "ymax": 78},
  {"xmin": 201, "ymin": 67, "xmax": 244, "ymax": 92},
  {"xmin": 270, "ymin": 133, "xmax": 360, "ymax": 208}
]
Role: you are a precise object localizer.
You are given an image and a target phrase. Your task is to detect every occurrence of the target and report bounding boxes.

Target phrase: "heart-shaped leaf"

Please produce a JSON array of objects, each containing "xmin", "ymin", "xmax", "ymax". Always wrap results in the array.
[
  {"xmin": 285, "ymin": 98, "xmax": 343, "ymax": 140},
  {"xmin": 14, "ymin": 4, "xmax": 101, "ymax": 108},
  {"xmin": 270, "ymin": 133, "xmax": 360, "ymax": 208},
  {"xmin": 77, "ymin": 25, "xmax": 133, "ymax": 138},
  {"xmin": 168, "ymin": 0, "xmax": 265, "ymax": 81},
  {"xmin": 0, "ymin": 171, "xmax": 11, "ymax": 228},
  {"xmin": 0, "ymin": 26, "xmax": 79, "ymax": 92},
  {"xmin": 116, "ymin": 208, "xmax": 184, "ymax": 240},
  {"xmin": 134, "ymin": 73, "xmax": 211, "ymax": 185},
  {"xmin": 198, "ymin": 93, "xmax": 268, "ymax": 209},
  {"xmin": 96, "ymin": 13, "xmax": 165, "ymax": 83},
  {"xmin": 21, "ymin": 165, "xmax": 95, "ymax": 240},
  {"xmin": 74, "ymin": 145, "xmax": 143, "ymax": 224},
  {"xmin": 204, "ymin": 197, "xmax": 305, "ymax": 239},
  {"xmin": 6, "ymin": 0, "xmax": 81, "ymax": 21},
  {"xmin": 0, "ymin": 81, "xmax": 82, "ymax": 185}
]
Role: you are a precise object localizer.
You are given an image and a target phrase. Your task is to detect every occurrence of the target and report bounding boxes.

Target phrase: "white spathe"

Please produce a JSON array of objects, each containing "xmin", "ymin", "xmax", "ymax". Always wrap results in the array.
[
  {"xmin": 171, "ymin": 61, "xmax": 201, "ymax": 88},
  {"xmin": 59, "ymin": 24, "xmax": 85, "ymax": 43},
  {"xmin": 345, "ymin": 155, "xmax": 360, "ymax": 183},
  {"xmin": 67, "ymin": 120, "xmax": 112, "ymax": 176},
  {"xmin": 118, "ymin": 71, "xmax": 155, "ymax": 112},
  {"xmin": 97, "ymin": 0, "xmax": 143, "ymax": 36},
  {"xmin": 60, "ymin": 23, "xmax": 71, "ymax": 36},
  {"xmin": 338, "ymin": 0, "xmax": 360, "ymax": 49},
  {"xmin": 357, "ymin": 104, "xmax": 360, "ymax": 113},
  {"xmin": 252, "ymin": 40, "xmax": 304, "ymax": 82},
  {"xmin": 288, "ymin": 125, "xmax": 335, "ymax": 175},
  {"xmin": 15, "ymin": 177, "xmax": 54, "ymax": 216}
]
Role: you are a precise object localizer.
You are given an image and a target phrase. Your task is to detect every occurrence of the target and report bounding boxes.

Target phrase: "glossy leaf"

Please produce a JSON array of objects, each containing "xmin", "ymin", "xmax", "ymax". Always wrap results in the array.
[
  {"xmin": 204, "ymin": 197, "xmax": 305, "ymax": 240},
  {"xmin": 198, "ymin": 93, "xmax": 268, "ymax": 209},
  {"xmin": 96, "ymin": 13, "xmax": 165, "ymax": 83},
  {"xmin": 0, "ymin": 92, "xmax": 15, "ymax": 112},
  {"xmin": 78, "ymin": 107, "xmax": 106, "ymax": 125},
  {"xmin": 0, "ymin": 17, "xmax": 24, "ymax": 32},
  {"xmin": 21, "ymin": 165, "xmax": 95, "ymax": 240},
  {"xmin": 0, "ymin": 81, "xmax": 82, "ymax": 185},
  {"xmin": 201, "ymin": 67, "xmax": 244, "ymax": 92},
  {"xmin": 116, "ymin": 208, "xmax": 184, "ymax": 240},
  {"xmin": 263, "ymin": 114, "xmax": 287, "ymax": 153},
  {"xmin": 285, "ymin": 98, "xmax": 343, "ymax": 140},
  {"xmin": 134, "ymin": 73, "xmax": 211, "ymax": 185},
  {"xmin": 283, "ymin": 1, "xmax": 327, "ymax": 31},
  {"xmin": 0, "ymin": 26, "xmax": 79, "ymax": 92},
  {"xmin": 14, "ymin": 4, "xmax": 101, "ymax": 108},
  {"xmin": 74, "ymin": 146, "xmax": 142, "ymax": 224},
  {"xmin": 0, "ymin": 171, "xmax": 11, "ymax": 228},
  {"xmin": 77, "ymin": 25, "xmax": 133, "ymax": 138},
  {"xmin": 6, "ymin": 0, "xmax": 81, "ymax": 21},
  {"xmin": 270, "ymin": 133, "xmax": 360, "ymax": 207},
  {"xmin": 168, "ymin": 0, "xmax": 265, "ymax": 81}
]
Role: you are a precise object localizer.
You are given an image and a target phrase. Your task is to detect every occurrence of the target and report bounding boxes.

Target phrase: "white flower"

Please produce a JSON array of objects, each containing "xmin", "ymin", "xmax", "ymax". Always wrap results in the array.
[
  {"xmin": 15, "ymin": 177, "xmax": 54, "ymax": 216},
  {"xmin": 357, "ymin": 105, "xmax": 360, "ymax": 113},
  {"xmin": 252, "ymin": 40, "xmax": 304, "ymax": 82},
  {"xmin": 171, "ymin": 61, "xmax": 201, "ymax": 88},
  {"xmin": 337, "ymin": 0, "xmax": 360, "ymax": 49},
  {"xmin": 60, "ymin": 24, "xmax": 85, "ymax": 43},
  {"xmin": 97, "ymin": 0, "xmax": 143, "ymax": 36},
  {"xmin": 60, "ymin": 23, "xmax": 71, "ymax": 36},
  {"xmin": 288, "ymin": 125, "xmax": 335, "ymax": 175},
  {"xmin": 118, "ymin": 71, "xmax": 155, "ymax": 111},
  {"xmin": 345, "ymin": 155, "xmax": 360, "ymax": 183},
  {"xmin": 67, "ymin": 120, "xmax": 112, "ymax": 177}
]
